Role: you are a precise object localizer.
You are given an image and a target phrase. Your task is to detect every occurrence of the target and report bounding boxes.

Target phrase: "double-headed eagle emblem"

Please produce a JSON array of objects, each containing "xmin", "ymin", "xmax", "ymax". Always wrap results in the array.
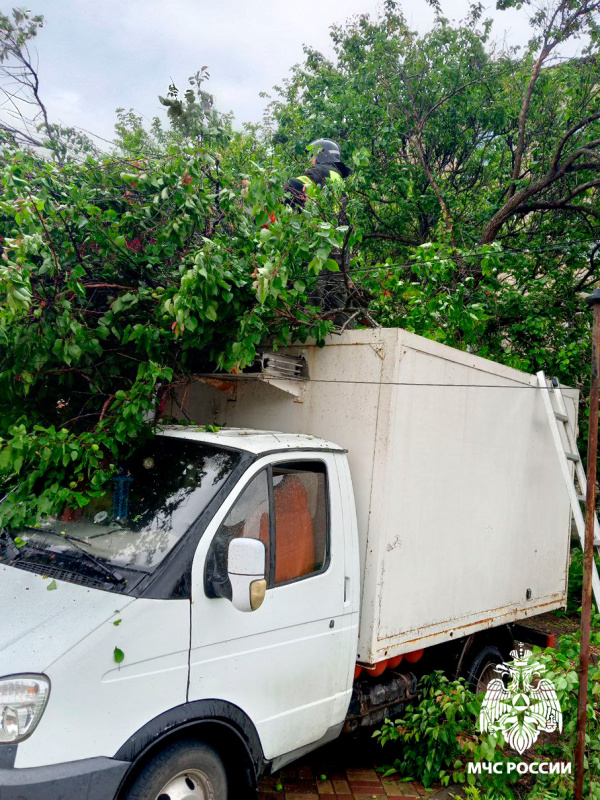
[{"xmin": 479, "ymin": 643, "xmax": 562, "ymax": 754}]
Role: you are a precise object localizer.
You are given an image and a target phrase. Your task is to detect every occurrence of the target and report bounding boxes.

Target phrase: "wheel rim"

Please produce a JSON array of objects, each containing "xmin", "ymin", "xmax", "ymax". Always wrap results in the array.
[
  {"xmin": 155, "ymin": 768, "xmax": 214, "ymax": 800},
  {"xmin": 476, "ymin": 661, "xmax": 500, "ymax": 694}
]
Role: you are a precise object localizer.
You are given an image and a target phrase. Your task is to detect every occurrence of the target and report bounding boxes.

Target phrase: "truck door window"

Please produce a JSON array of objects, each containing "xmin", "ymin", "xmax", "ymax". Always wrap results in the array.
[
  {"xmin": 271, "ymin": 462, "xmax": 329, "ymax": 585},
  {"xmin": 205, "ymin": 469, "xmax": 271, "ymax": 595},
  {"xmin": 205, "ymin": 462, "xmax": 329, "ymax": 597}
]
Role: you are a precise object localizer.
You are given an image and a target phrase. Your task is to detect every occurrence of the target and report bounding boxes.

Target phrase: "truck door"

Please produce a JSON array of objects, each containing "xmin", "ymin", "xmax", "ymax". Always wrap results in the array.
[{"xmin": 189, "ymin": 452, "xmax": 352, "ymax": 760}]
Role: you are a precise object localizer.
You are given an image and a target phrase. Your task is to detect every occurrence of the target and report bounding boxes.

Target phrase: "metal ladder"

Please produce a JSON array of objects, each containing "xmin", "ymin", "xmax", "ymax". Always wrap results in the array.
[{"xmin": 536, "ymin": 371, "xmax": 600, "ymax": 609}]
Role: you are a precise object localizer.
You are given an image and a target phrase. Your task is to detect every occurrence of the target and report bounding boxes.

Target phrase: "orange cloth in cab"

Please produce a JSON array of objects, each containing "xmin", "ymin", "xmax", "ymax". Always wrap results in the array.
[{"xmin": 259, "ymin": 475, "xmax": 316, "ymax": 583}]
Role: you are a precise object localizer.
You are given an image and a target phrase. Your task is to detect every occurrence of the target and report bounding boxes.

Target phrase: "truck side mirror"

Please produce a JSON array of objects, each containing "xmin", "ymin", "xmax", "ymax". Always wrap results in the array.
[{"xmin": 227, "ymin": 538, "xmax": 267, "ymax": 612}]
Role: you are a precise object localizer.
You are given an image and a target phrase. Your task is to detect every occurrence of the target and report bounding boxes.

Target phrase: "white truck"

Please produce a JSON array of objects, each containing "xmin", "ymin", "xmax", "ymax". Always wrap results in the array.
[{"xmin": 0, "ymin": 328, "xmax": 576, "ymax": 800}]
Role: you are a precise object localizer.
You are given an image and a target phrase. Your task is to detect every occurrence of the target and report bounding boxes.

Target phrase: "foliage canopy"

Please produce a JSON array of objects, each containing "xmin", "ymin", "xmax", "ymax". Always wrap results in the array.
[{"xmin": 0, "ymin": 0, "xmax": 600, "ymax": 525}]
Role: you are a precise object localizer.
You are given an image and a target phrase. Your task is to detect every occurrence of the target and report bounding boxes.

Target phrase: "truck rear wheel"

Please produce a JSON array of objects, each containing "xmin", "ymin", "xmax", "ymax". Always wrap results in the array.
[
  {"xmin": 464, "ymin": 645, "xmax": 504, "ymax": 693},
  {"xmin": 124, "ymin": 740, "xmax": 227, "ymax": 800}
]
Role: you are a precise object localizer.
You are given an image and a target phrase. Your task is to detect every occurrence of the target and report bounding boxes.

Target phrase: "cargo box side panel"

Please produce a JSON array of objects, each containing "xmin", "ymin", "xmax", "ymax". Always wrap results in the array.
[{"xmin": 362, "ymin": 344, "xmax": 571, "ymax": 663}]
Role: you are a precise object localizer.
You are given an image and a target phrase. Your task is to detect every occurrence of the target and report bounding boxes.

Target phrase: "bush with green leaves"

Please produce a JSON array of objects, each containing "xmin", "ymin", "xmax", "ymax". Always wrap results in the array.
[
  {"xmin": 373, "ymin": 672, "xmax": 514, "ymax": 792},
  {"xmin": 563, "ymin": 546, "xmax": 600, "ymax": 616},
  {"xmin": 524, "ymin": 627, "xmax": 600, "ymax": 799},
  {"xmin": 375, "ymin": 623, "xmax": 600, "ymax": 798}
]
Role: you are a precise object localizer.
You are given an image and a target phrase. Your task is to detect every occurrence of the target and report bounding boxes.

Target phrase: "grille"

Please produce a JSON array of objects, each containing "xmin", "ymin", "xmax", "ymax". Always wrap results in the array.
[
  {"xmin": 14, "ymin": 561, "xmax": 109, "ymax": 590},
  {"xmin": 255, "ymin": 351, "xmax": 306, "ymax": 379}
]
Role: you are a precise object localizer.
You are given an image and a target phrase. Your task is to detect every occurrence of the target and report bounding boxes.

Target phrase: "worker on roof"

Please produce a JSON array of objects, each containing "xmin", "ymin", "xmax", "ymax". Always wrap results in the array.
[
  {"xmin": 284, "ymin": 138, "xmax": 358, "ymax": 326},
  {"xmin": 284, "ymin": 138, "xmax": 352, "ymax": 207}
]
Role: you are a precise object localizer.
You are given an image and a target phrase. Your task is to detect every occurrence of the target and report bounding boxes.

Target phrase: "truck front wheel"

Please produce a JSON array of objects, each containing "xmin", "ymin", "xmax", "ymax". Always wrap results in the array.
[{"xmin": 124, "ymin": 740, "xmax": 227, "ymax": 800}]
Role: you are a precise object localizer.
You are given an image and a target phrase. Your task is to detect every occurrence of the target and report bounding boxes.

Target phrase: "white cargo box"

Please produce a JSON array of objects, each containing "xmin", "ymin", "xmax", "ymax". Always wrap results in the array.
[{"xmin": 180, "ymin": 328, "xmax": 575, "ymax": 665}]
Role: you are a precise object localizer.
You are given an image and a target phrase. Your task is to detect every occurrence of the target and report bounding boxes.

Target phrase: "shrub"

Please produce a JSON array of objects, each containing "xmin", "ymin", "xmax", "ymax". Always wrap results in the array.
[
  {"xmin": 375, "ymin": 621, "xmax": 600, "ymax": 798},
  {"xmin": 373, "ymin": 671, "xmax": 515, "ymax": 792}
]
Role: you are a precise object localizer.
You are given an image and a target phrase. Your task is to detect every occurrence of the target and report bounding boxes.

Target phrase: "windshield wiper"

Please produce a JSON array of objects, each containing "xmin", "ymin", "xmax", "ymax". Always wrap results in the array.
[
  {"xmin": 22, "ymin": 526, "xmax": 126, "ymax": 586},
  {"xmin": 1, "ymin": 531, "xmax": 23, "ymax": 559}
]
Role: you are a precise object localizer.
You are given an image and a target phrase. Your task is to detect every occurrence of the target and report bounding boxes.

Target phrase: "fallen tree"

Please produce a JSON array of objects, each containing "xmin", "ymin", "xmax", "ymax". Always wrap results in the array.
[
  {"xmin": 1, "ymin": 0, "xmax": 600, "ymax": 528},
  {"xmin": 0, "ymin": 41, "xmax": 356, "ymax": 525}
]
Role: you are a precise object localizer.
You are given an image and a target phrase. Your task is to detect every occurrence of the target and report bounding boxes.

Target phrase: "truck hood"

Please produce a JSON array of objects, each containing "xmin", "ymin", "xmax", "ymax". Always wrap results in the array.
[{"xmin": 0, "ymin": 564, "xmax": 135, "ymax": 675}]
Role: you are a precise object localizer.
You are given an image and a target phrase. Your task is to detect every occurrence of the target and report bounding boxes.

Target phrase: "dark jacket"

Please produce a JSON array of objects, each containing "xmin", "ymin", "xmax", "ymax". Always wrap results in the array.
[{"xmin": 284, "ymin": 162, "xmax": 351, "ymax": 207}]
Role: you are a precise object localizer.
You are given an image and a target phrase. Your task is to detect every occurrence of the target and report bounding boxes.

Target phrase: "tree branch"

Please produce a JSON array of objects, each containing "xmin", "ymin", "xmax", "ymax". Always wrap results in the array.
[{"xmin": 481, "ymin": 139, "xmax": 600, "ymax": 243}]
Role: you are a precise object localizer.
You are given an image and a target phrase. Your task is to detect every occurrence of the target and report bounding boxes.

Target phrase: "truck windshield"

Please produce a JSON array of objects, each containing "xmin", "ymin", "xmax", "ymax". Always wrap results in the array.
[{"xmin": 2, "ymin": 436, "xmax": 241, "ymax": 576}]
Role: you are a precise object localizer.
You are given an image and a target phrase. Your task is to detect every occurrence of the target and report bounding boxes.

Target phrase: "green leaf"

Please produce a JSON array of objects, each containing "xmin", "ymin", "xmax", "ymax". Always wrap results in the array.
[
  {"xmin": 323, "ymin": 259, "xmax": 340, "ymax": 272},
  {"xmin": 113, "ymin": 647, "xmax": 125, "ymax": 664},
  {"xmin": 46, "ymin": 579, "xmax": 57, "ymax": 591}
]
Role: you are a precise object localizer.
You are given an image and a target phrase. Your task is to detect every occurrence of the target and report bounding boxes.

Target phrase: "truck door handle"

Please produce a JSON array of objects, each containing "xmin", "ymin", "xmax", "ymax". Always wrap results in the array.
[{"xmin": 344, "ymin": 576, "xmax": 350, "ymax": 603}]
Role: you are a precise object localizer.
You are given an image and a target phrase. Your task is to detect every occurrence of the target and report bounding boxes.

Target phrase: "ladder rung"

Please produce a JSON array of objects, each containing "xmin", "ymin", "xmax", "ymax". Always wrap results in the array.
[
  {"xmin": 577, "ymin": 494, "xmax": 586, "ymax": 502},
  {"xmin": 538, "ymin": 370, "xmax": 600, "ymax": 611}
]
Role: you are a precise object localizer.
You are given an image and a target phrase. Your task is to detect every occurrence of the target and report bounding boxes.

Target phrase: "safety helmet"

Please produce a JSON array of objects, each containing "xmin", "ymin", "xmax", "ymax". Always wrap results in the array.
[{"xmin": 308, "ymin": 138, "xmax": 342, "ymax": 165}]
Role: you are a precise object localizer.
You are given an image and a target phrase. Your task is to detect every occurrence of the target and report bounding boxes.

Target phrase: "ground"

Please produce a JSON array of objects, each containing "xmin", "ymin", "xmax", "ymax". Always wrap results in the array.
[
  {"xmin": 258, "ymin": 736, "xmax": 458, "ymax": 800},
  {"xmin": 523, "ymin": 610, "xmax": 580, "ymax": 638}
]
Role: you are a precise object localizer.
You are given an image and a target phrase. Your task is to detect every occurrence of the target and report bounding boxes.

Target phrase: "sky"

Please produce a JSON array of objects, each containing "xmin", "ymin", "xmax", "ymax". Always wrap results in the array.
[{"xmin": 7, "ymin": 0, "xmax": 576, "ymax": 145}]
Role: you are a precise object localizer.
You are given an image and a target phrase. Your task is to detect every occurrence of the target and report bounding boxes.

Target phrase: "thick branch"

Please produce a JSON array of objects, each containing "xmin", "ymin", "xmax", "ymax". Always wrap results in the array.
[
  {"xmin": 508, "ymin": 0, "xmax": 600, "ymax": 199},
  {"xmin": 509, "ymin": 43, "xmax": 553, "ymax": 199},
  {"xmin": 410, "ymin": 133, "xmax": 454, "ymax": 242},
  {"xmin": 552, "ymin": 110, "xmax": 600, "ymax": 171},
  {"xmin": 514, "ymin": 201, "xmax": 600, "ymax": 222},
  {"xmin": 481, "ymin": 140, "xmax": 600, "ymax": 243}
]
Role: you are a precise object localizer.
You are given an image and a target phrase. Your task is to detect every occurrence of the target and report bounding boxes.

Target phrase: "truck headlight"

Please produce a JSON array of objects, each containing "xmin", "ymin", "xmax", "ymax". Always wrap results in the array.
[{"xmin": 0, "ymin": 675, "xmax": 50, "ymax": 743}]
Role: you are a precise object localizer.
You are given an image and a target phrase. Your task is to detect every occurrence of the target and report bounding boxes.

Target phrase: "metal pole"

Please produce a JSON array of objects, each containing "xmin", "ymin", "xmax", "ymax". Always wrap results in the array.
[{"xmin": 574, "ymin": 288, "xmax": 600, "ymax": 800}]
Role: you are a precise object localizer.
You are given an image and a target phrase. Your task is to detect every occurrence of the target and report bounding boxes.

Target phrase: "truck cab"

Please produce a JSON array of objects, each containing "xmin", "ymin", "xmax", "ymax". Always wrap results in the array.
[{"xmin": 0, "ymin": 428, "xmax": 361, "ymax": 800}]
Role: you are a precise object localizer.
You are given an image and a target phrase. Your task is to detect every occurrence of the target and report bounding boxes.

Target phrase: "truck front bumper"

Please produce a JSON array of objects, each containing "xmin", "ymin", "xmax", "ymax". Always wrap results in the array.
[{"xmin": 0, "ymin": 756, "xmax": 130, "ymax": 800}]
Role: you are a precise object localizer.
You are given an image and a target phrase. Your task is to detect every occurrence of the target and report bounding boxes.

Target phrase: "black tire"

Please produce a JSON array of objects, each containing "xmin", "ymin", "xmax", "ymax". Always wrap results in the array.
[
  {"xmin": 464, "ymin": 644, "xmax": 505, "ymax": 693},
  {"xmin": 124, "ymin": 740, "xmax": 227, "ymax": 800}
]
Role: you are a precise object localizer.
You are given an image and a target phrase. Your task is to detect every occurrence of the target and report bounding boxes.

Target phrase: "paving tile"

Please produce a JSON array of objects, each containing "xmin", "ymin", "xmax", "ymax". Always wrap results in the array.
[
  {"xmin": 333, "ymin": 779, "xmax": 352, "ymax": 793},
  {"xmin": 298, "ymin": 764, "xmax": 314, "ymax": 780},
  {"xmin": 347, "ymin": 768, "xmax": 381, "ymax": 780},
  {"xmin": 260, "ymin": 741, "xmax": 444, "ymax": 800},
  {"xmin": 412, "ymin": 785, "xmax": 431, "ymax": 797},
  {"xmin": 383, "ymin": 783, "xmax": 419, "ymax": 798},
  {"xmin": 393, "ymin": 796, "xmax": 429, "ymax": 800},
  {"xmin": 353, "ymin": 795, "xmax": 393, "ymax": 800},
  {"xmin": 283, "ymin": 780, "xmax": 318, "ymax": 793},
  {"xmin": 382, "ymin": 780, "xmax": 406, "ymax": 796},
  {"xmin": 383, "ymin": 784, "xmax": 419, "ymax": 798},
  {"xmin": 258, "ymin": 780, "xmax": 282, "ymax": 792},
  {"xmin": 317, "ymin": 779, "xmax": 335, "ymax": 794},
  {"xmin": 326, "ymin": 770, "xmax": 348, "ymax": 781},
  {"xmin": 285, "ymin": 794, "xmax": 320, "ymax": 800},
  {"xmin": 348, "ymin": 778, "xmax": 383, "ymax": 794}
]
